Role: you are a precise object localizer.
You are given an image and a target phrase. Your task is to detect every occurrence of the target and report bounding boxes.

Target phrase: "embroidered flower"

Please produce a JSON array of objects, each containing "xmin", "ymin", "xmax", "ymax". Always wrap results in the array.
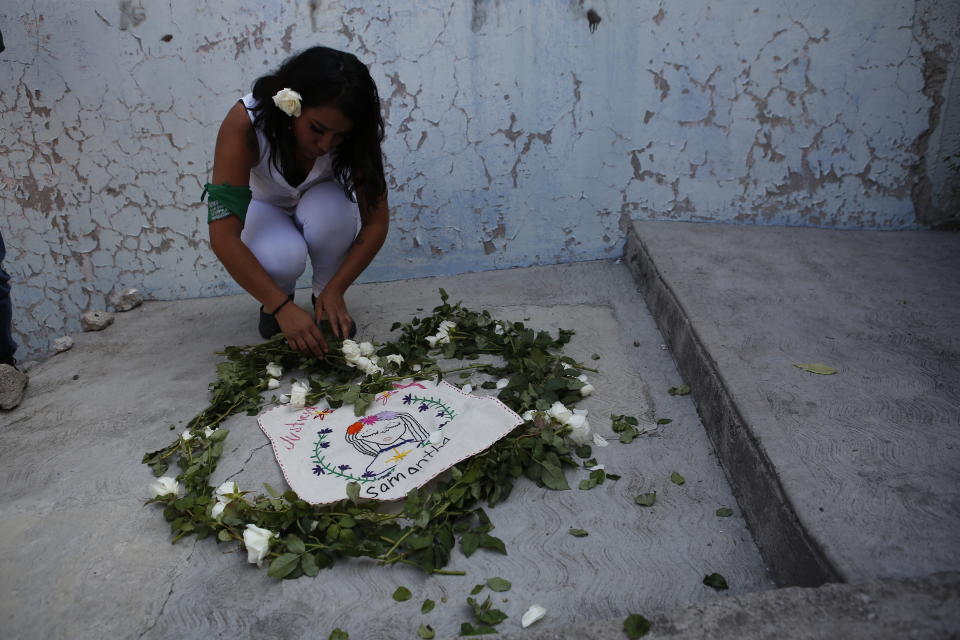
[
  {"xmin": 418, "ymin": 403, "xmax": 429, "ymax": 412},
  {"xmin": 318, "ymin": 428, "xmax": 333, "ymax": 435},
  {"xmin": 360, "ymin": 416, "xmax": 380, "ymax": 425},
  {"xmin": 319, "ymin": 441, "xmax": 330, "ymax": 449},
  {"xmin": 337, "ymin": 464, "xmax": 351, "ymax": 472},
  {"xmin": 243, "ymin": 524, "xmax": 276, "ymax": 566},
  {"xmin": 403, "ymin": 394, "xmax": 413, "ymax": 405},
  {"xmin": 312, "ymin": 465, "xmax": 325, "ymax": 476},
  {"xmin": 272, "ymin": 88, "xmax": 302, "ymax": 117}
]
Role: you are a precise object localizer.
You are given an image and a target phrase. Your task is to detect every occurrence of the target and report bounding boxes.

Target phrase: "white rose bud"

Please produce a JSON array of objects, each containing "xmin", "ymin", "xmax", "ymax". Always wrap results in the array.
[
  {"xmin": 203, "ymin": 427, "xmax": 215, "ymax": 438},
  {"xmin": 211, "ymin": 501, "xmax": 226, "ymax": 519},
  {"xmin": 384, "ymin": 354, "xmax": 404, "ymax": 367},
  {"xmin": 243, "ymin": 524, "xmax": 276, "ymax": 567},
  {"xmin": 438, "ymin": 320, "xmax": 456, "ymax": 334},
  {"xmin": 358, "ymin": 341, "xmax": 375, "ymax": 356},
  {"xmin": 289, "ymin": 381, "xmax": 309, "ymax": 409},
  {"xmin": 214, "ymin": 480, "xmax": 239, "ymax": 501},
  {"xmin": 580, "ymin": 382, "xmax": 595, "ymax": 397},
  {"xmin": 547, "ymin": 401, "xmax": 573, "ymax": 425},
  {"xmin": 267, "ymin": 378, "xmax": 280, "ymax": 390},
  {"xmin": 425, "ymin": 335, "xmax": 440, "ymax": 348},
  {"xmin": 521, "ymin": 409, "xmax": 536, "ymax": 421},
  {"xmin": 495, "ymin": 378, "xmax": 509, "ymax": 390},
  {"xmin": 180, "ymin": 430, "xmax": 193, "ymax": 442},
  {"xmin": 341, "ymin": 340, "xmax": 362, "ymax": 363},
  {"xmin": 567, "ymin": 413, "xmax": 592, "ymax": 445},
  {"xmin": 150, "ymin": 476, "xmax": 181, "ymax": 498},
  {"xmin": 272, "ymin": 88, "xmax": 302, "ymax": 117},
  {"xmin": 265, "ymin": 362, "xmax": 283, "ymax": 378}
]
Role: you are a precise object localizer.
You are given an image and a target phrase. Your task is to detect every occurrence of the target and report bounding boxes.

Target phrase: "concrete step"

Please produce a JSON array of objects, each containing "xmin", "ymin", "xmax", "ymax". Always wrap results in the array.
[{"xmin": 625, "ymin": 220, "xmax": 960, "ymax": 587}]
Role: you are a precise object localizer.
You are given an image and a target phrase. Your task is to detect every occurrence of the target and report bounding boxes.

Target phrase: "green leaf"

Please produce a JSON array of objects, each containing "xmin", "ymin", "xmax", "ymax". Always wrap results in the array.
[
  {"xmin": 285, "ymin": 534, "xmax": 305, "ymax": 554},
  {"xmin": 670, "ymin": 471, "xmax": 685, "ymax": 485},
  {"xmin": 264, "ymin": 483, "xmax": 281, "ymax": 498},
  {"xmin": 716, "ymin": 507, "xmax": 733, "ymax": 517},
  {"xmin": 794, "ymin": 362, "xmax": 838, "ymax": 375},
  {"xmin": 591, "ymin": 353, "xmax": 600, "ymax": 360},
  {"xmin": 392, "ymin": 586, "xmax": 412, "ymax": 602},
  {"xmin": 703, "ymin": 573, "xmax": 729, "ymax": 590},
  {"xmin": 217, "ymin": 529, "xmax": 233, "ymax": 542},
  {"xmin": 301, "ymin": 552, "xmax": 320, "ymax": 577},
  {"xmin": 478, "ymin": 534, "xmax": 506, "ymax": 555},
  {"xmin": 574, "ymin": 444, "xmax": 592, "ymax": 458},
  {"xmin": 470, "ymin": 584, "xmax": 485, "ymax": 595},
  {"xmin": 459, "ymin": 622, "xmax": 497, "ymax": 636},
  {"xmin": 346, "ymin": 482, "xmax": 360, "ymax": 504},
  {"xmin": 486, "ymin": 577, "xmax": 511, "ymax": 592},
  {"xmin": 635, "ymin": 492, "xmax": 656, "ymax": 507},
  {"xmin": 539, "ymin": 462, "xmax": 569, "ymax": 491},
  {"xmin": 418, "ymin": 623, "xmax": 436, "ymax": 639},
  {"xmin": 568, "ymin": 528, "xmax": 589, "ymax": 537},
  {"xmin": 421, "ymin": 598, "xmax": 436, "ymax": 614},
  {"xmin": 460, "ymin": 532, "xmax": 481, "ymax": 557},
  {"xmin": 467, "ymin": 596, "xmax": 508, "ymax": 625},
  {"xmin": 267, "ymin": 553, "xmax": 302, "ymax": 579},
  {"xmin": 656, "ymin": 418, "xmax": 672, "ymax": 425},
  {"xmin": 668, "ymin": 384, "xmax": 691, "ymax": 396},
  {"xmin": 328, "ymin": 630, "xmax": 349, "ymax": 640},
  {"xmin": 623, "ymin": 613, "xmax": 652, "ymax": 638}
]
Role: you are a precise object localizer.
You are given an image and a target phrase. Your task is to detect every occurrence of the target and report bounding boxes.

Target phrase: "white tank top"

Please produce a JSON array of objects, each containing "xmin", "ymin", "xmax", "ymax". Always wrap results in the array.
[{"xmin": 241, "ymin": 93, "xmax": 336, "ymax": 210}]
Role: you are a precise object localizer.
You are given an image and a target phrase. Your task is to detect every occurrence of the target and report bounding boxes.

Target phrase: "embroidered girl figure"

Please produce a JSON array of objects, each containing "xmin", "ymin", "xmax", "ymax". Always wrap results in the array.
[{"xmin": 345, "ymin": 411, "xmax": 429, "ymax": 479}]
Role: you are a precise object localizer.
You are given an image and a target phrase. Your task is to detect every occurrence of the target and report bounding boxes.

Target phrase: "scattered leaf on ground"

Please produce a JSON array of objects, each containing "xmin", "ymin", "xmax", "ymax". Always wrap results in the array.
[
  {"xmin": 716, "ymin": 507, "xmax": 733, "ymax": 517},
  {"xmin": 794, "ymin": 363, "xmax": 837, "ymax": 375},
  {"xmin": 392, "ymin": 586, "xmax": 412, "ymax": 602},
  {"xmin": 624, "ymin": 613, "xmax": 652, "ymax": 638},
  {"xmin": 656, "ymin": 418, "xmax": 672, "ymax": 425},
  {"xmin": 670, "ymin": 472, "xmax": 685, "ymax": 485},
  {"xmin": 328, "ymin": 630, "xmax": 349, "ymax": 640},
  {"xmin": 417, "ymin": 623, "xmax": 436, "ymax": 639},
  {"xmin": 591, "ymin": 353, "xmax": 601, "ymax": 360},
  {"xmin": 459, "ymin": 622, "xmax": 497, "ymax": 636},
  {"xmin": 470, "ymin": 583, "xmax": 485, "ymax": 595},
  {"xmin": 486, "ymin": 577, "xmax": 512, "ymax": 592},
  {"xmin": 635, "ymin": 492, "xmax": 656, "ymax": 507},
  {"xmin": 703, "ymin": 573, "xmax": 729, "ymax": 590},
  {"xmin": 421, "ymin": 599, "xmax": 435, "ymax": 614},
  {"xmin": 569, "ymin": 528, "xmax": 589, "ymax": 537},
  {"xmin": 668, "ymin": 384, "xmax": 691, "ymax": 396}
]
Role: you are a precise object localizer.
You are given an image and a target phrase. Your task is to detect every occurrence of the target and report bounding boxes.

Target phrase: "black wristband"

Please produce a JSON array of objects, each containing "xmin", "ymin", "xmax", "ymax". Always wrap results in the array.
[{"xmin": 269, "ymin": 297, "xmax": 292, "ymax": 316}]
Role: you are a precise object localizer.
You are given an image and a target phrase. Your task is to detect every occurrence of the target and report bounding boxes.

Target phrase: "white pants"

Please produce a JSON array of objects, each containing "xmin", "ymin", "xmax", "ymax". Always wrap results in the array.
[{"xmin": 241, "ymin": 181, "xmax": 359, "ymax": 297}]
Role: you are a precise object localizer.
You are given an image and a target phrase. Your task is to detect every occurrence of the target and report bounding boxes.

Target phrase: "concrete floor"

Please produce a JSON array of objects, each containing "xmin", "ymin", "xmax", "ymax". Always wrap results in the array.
[
  {"xmin": 0, "ymin": 260, "xmax": 772, "ymax": 640},
  {"xmin": 2, "ymin": 221, "xmax": 959, "ymax": 639}
]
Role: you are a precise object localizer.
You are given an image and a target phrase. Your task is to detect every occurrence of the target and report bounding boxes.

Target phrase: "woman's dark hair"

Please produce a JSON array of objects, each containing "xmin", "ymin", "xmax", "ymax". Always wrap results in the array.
[{"xmin": 250, "ymin": 46, "xmax": 386, "ymax": 206}]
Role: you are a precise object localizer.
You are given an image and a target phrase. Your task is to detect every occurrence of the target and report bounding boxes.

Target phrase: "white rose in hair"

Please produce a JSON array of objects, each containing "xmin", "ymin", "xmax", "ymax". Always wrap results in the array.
[{"xmin": 272, "ymin": 88, "xmax": 302, "ymax": 117}]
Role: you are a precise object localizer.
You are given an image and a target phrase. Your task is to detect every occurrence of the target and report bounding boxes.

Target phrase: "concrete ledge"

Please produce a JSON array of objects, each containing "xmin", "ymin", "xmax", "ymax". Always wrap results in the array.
[{"xmin": 625, "ymin": 223, "xmax": 839, "ymax": 587}]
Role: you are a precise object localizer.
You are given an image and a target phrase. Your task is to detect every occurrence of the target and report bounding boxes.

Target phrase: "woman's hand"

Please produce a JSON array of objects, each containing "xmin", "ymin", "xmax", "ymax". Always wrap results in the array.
[
  {"xmin": 314, "ymin": 287, "xmax": 353, "ymax": 339},
  {"xmin": 275, "ymin": 303, "xmax": 328, "ymax": 358}
]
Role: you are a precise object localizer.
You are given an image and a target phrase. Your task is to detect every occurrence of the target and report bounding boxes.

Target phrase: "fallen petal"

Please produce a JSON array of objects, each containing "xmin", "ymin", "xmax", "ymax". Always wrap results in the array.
[
  {"xmin": 522, "ymin": 604, "xmax": 547, "ymax": 628},
  {"xmin": 592, "ymin": 433, "xmax": 609, "ymax": 447}
]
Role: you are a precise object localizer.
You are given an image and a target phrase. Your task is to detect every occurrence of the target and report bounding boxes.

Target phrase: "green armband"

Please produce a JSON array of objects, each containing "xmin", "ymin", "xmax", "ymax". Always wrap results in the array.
[{"xmin": 202, "ymin": 183, "xmax": 252, "ymax": 225}]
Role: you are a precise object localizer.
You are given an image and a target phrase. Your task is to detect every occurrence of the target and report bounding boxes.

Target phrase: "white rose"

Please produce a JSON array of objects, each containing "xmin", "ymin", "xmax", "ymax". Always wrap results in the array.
[
  {"xmin": 567, "ymin": 413, "xmax": 592, "ymax": 445},
  {"xmin": 267, "ymin": 378, "xmax": 280, "ymax": 390},
  {"xmin": 425, "ymin": 335, "xmax": 440, "ymax": 348},
  {"xmin": 461, "ymin": 384, "xmax": 473, "ymax": 394},
  {"xmin": 180, "ymin": 430, "xmax": 193, "ymax": 442},
  {"xmin": 243, "ymin": 524, "xmax": 276, "ymax": 566},
  {"xmin": 265, "ymin": 362, "xmax": 283, "ymax": 378},
  {"xmin": 289, "ymin": 381, "xmax": 309, "ymax": 409},
  {"xmin": 358, "ymin": 341, "xmax": 375, "ymax": 356},
  {"xmin": 580, "ymin": 382, "xmax": 595, "ymax": 397},
  {"xmin": 272, "ymin": 88, "xmax": 302, "ymax": 117},
  {"xmin": 547, "ymin": 401, "xmax": 573, "ymax": 425},
  {"xmin": 150, "ymin": 476, "xmax": 181, "ymax": 498},
  {"xmin": 495, "ymin": 378, "xmax": 509, "ymax": 390},
  {"xmin": 211, "ymin": 501, "xmax": 226, "ymax": 519},
  {"xmin": 521, "ymin": 409, "xmax": 536, "ymax": 421},
  {"xmin": 493, "ymin": 323, "xmax": 505, "ymax": 335},
  {"xmin": 360, "ymin": 358, "xmax": 382, "ymax": 376},
  {"xmin": 203, "ymin": 427, "xmax": 215, "ymax": 438},
  {"xmin": 385, "ymin": 354, "xmax": 404, "ymax": 367},
  {"xmin": 437, "ymin": 320, "xmax": 456, "ymax": 334},
  {"xmin": 522, "ymin": 604, "xmax": 547, "ymax": 628},
  {"xmin": 341, "ymin": 340, "xmax": 362, "ymax": 363},
  {"xmin": 279, "ymin": 394, "xmax": 290, "ymax": 404},
  {"xmin": 214, "ymin": 480, "xmax": 239, "ymax": 501},
  {"xmin": 592, "ymin": 433, "xmax": 609, "ymax": 447}
]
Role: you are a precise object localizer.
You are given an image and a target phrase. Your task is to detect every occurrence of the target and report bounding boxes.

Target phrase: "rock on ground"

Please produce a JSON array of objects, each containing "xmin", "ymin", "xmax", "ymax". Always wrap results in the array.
[
  {"xmin": 111, "ymin": 288, "xmax": 143, "ymax": 312},
  {"xmin": 81, "ymin": 310, "xmax": 114, "ymax": 331},
  {"xmin": 0, "ymin": 364, "xmax": 28, "ymax": 410},
  {"xmin": 53, "ymin": 336, "xmax": 74, "ymax": 352}
]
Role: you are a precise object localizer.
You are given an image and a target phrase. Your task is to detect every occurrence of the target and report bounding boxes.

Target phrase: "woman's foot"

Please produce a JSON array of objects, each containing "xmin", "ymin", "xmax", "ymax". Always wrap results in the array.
[{"xmin": 258, "ymin": 293, "xmax": 294, "ymax": 339}]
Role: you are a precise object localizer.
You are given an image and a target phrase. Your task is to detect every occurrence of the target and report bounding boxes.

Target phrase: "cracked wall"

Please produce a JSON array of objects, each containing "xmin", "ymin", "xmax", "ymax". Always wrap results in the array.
[{"xmin": 2, "ymin": 0, "xmax": 958, "ymax": 359}]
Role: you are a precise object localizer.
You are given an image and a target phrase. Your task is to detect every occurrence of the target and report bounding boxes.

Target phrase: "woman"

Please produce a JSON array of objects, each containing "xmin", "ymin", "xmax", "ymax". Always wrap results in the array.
[
  {"xmin": 205, "ymin": 46, "xmax": 388, "ymax": 358},
  {"xmin": 344, "ymin": 412, "xmax": 430, "ymax": 479}
]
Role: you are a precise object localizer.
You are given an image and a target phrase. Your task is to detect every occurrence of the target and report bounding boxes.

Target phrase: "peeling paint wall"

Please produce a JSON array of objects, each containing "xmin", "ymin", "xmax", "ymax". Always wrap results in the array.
[{"xmin": 2, "ymin": 1, "xmax": 958, "ymax": 359}]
